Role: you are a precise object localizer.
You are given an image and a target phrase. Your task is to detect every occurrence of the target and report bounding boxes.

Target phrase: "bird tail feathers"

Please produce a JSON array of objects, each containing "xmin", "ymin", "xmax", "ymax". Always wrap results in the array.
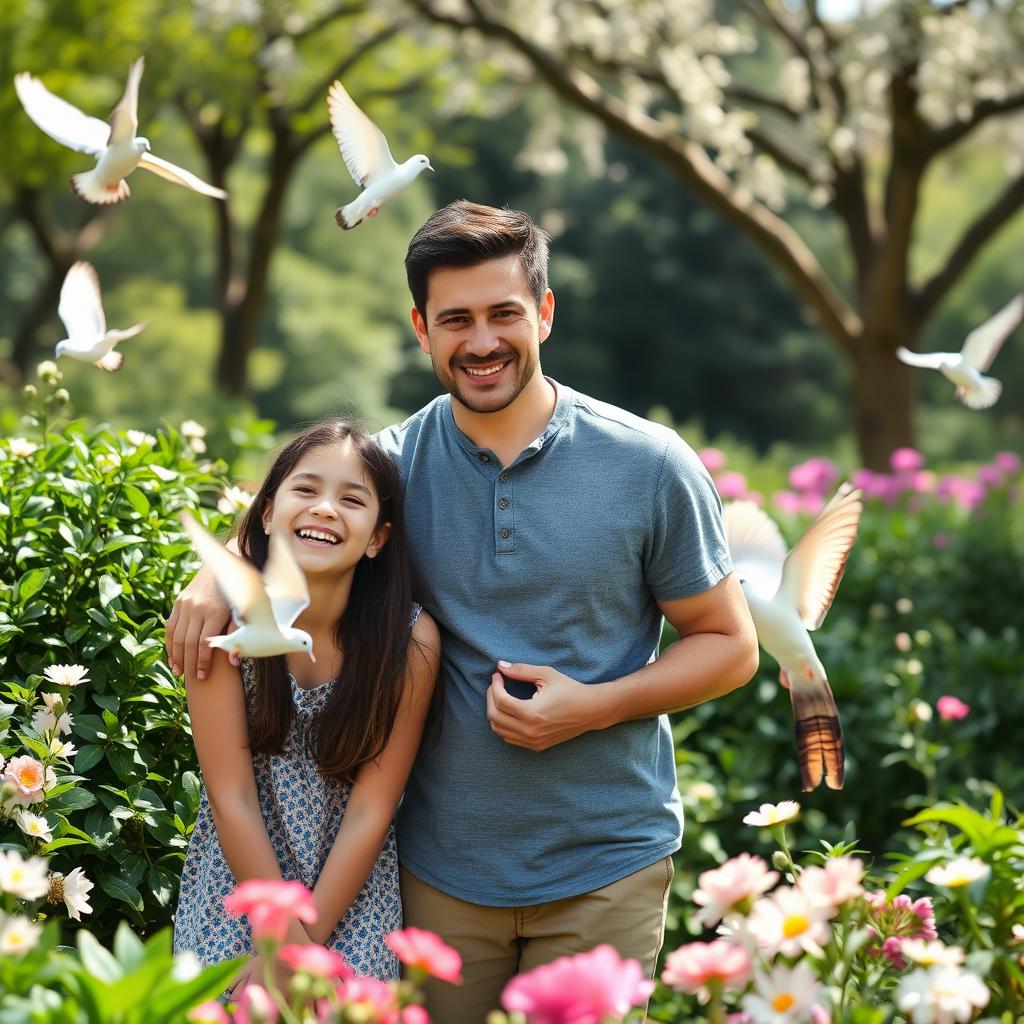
[
  {"xmin": 335, "ymin": 203, "xmax": 362, "ymax": 230},
  {"xmin": 961, "ymin": 375, "xmax": 1001, "ymax": 410},
  {"xmin": 789, "ymin": 670, "xmax": 845, "ymax": 791},
  {"xmin": 70, "ymin": 172, "xmax": 130, "ymax": 205},
  {"xmin": 95, "ymin": 350, "xmax": 124, "ymax": 372}
]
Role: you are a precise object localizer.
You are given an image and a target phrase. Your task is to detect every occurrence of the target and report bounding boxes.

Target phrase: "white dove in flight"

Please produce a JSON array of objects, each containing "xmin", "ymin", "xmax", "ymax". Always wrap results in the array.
[
  {"xmin": 897, "ymin": 295, "xmax": 1023, "ymax": 410},
  {"xmin": 724, "ymin": 485, "xmax": 863, "ymax": 792},
  {"xmin": 180, "ymin": 513, "xmax": 315, "ymax": 662},
  {"xmin": 14, "ymin": 57, "xmax": 227, "ymax": 205},
  {"xmin": 327, "ymin": 80, "xmax": 432, "ymax": 229},
  {"xmin": 55, "ymin": 261, "xmax": 145, "ymax": 372}
]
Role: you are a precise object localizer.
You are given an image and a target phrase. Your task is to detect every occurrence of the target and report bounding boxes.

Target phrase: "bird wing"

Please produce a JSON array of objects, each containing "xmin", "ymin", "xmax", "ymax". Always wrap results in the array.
[
  {"xmin": 58, "ymin": 262, "xmax": 106, "ymax": 340},
  {"xmin": 327, "ymin": 80, "xmax": 397, "ymax": 189},
  {"xmin": 179, "ymin": 513, "xmax": 279, "ymax": 631},
  {"xmin": 778, "ymin": 485, "xmax": 862, "ymax": 631},
  {"xmin": 960, "ymin": 294, "xmax": 1024, "ymax": 372},
  {"xmin": 138, "ymin": 152, "xmax": 228, "ymax": 199},
  {"xmin": 107, "ymin": 57, "xmax": 143, "ymax": 145},
  {"xmin": 723, "ymin": 500, "xmax": 787, "ymax": 601},
  {"xmin": 13, "ymin": 72, "xmax": 111, "ymax": 155},
  {"xmin": 896, "ymin": 347, "xmax": 949, "ymax": 369},
  {"xmin": 263, "ymin": 528, "xmax": 310, "ymax": 629}
]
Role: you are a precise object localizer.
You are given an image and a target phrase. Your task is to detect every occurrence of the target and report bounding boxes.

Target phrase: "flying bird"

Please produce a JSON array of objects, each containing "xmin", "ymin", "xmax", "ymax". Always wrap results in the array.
[
  {"xmin": 724, "ymin": 485, "xmax": 863, "ymax": 792},
  {"xmin": 179, "ymin": 513, "xmax": 315, "ymax": 662},
  {"xmin": 327, "ymin": 80, "xmax": 432, "ymax": 229},
  {"xmin": 55, "ymin": 261, "xmax": 145, "ymax": 372},
  {"xmin": 896, "ymin": 294, "xmax": 1023, "ymax": 410},
  {"xmin": 14, "ymin": 58, "xmax": 227, "ymax": 205}
]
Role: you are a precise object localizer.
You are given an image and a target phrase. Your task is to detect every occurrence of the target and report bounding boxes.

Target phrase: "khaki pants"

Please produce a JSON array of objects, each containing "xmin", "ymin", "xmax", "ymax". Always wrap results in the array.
[{"xmin": 400, "ymin": 856, "xmax": 674, "ymax": 1024}]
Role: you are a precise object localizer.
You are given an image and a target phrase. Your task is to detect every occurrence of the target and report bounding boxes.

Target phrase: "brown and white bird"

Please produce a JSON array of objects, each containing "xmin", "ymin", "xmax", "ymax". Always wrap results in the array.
[
  {"xmin": 327, "ymin": 80, "xmax": 432, "ymax": 229},
  {"xmin": 897, "ymin": 295, "xmax": 1023, "ymax": 410},
  {"xmin": 14, "ymin": 58, "xmax": 227, "ymax": 205},
  {"xmin": 179, "ymin": 513, "xmax": 315, "ymax": 662},
  {"xmin": 725, "ymin": 485, "xmax": 863, "ymax": 791},
  {"xmin": 55, "ymin": 262, "xmax": 145, "ymax": 372}
]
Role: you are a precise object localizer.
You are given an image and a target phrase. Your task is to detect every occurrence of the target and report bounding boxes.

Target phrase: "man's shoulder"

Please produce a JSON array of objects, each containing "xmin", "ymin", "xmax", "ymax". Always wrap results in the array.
[
  {"xmin": 375, "ymin": 395, "xmax": 449, "ymax": 463},
  {"xmin": 565, "ymin": 388, "xmax": 694, "ymax": 460}
]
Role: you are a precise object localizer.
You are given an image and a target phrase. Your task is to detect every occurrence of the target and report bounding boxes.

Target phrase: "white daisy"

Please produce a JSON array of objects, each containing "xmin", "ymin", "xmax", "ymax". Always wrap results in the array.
[
  {"xmin": 743, "ymin": 961, "xmax": 821, "ymax": 1024},
  {"xmin": 16, "ymin": 811, "xmax": 53, "ymax": 844},
  {"xmin": 748, "ymin": 885, "xmax": 833, "ymax": 958},
  {"xmin": 0, "ymin": 915, "xmax": 43, "ymax": 955},
  {"xmin": 180, "ymin": 420, "xmax": 207, "ymax": 439},
  {"xmin": 217, "ymin": 485, "xmax": 255, "ymax": 515},
  {"xmin": 900, "ymin": 939, "xmax": 965, "ymax": 967},
  {"xmin": 0, "ymin": 849, "xmax": 50, "ymax": 899},
  {"xmin": 896, "ymin": 965, "xmax": 989, "ymax": 1024},
  {"xmin": 743, "ymin": 801, "xmax": 801, "ymax": 828},
  {"xmin": 7, "ymin": 437, "xmax": 40, "ymax": 458},
  {"xmin": 925, "ymin": 857, "xmax": 990, "ymax": 888},
  {"xmin": 55, "ymin": 867, "xmax": 94, "ymax": 921},
  {"xmin": 49, "ymin": 737, "xmax": 77, "ymax": 759},
  {"xmin": 43, "ymin": 664, "xmax": 90, "ymax": 688},
  {"xmin": 125, "ymin": 430, "xmax": 156, "ymax": 448}
]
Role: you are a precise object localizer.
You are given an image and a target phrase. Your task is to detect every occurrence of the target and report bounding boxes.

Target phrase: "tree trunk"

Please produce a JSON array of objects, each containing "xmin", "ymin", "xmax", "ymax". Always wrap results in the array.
[
  {"xmin": 849, "ymin": 334, "xmax": 917, "ymax": 470},
  {"xmin": 11, "ymin": 264, "xmax": 68, "ymax": 378}
]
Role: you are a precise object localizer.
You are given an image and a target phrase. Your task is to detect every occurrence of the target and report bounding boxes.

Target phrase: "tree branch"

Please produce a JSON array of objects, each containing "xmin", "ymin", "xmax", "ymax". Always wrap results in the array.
[
  {"xmin": 916, "ymin": 170, "xmax": 1024, "ymax": 319},
  {"xmin": 928, "ymin": 91, "xmax": 1024, "ymax": 156},
  {"xmin": 745, "ymin": 127, "xmax": 815, "ymax": 181},
  {"xmin": 413, "ymin": 0, "xmax": 861, "ymax": 352},
  {"xmin": 288, "ymin": 1, "xmax": 369, "ymax": 43},
  {"xmin": 724, "ymin": 83, "xmax": 802, "ymax": 120}
]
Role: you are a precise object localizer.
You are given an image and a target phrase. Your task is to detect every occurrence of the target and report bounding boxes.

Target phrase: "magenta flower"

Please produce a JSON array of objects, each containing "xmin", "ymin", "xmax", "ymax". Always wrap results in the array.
[
  {"xmin": 700, "ymin": 448, "xmax": 727, "ymax": 473},
  {"xmin": 788, "ymin": 457, "xmax": 839, "ymax": 494},
  {"xmin": 278, "ymin": 943, "xmax": 352, "ymax": 980},
  {"xmin": 224, "ymin": 879, "xmax": 318, "ymax": 942},
  {"xmin": 799, "ymin": 492, "xmax": 825, "ymax": 516},
  {"xmin": 334, "ymin": 976, "xmax": 398, "ymax": 1017},
  {"xmin": 865, "ymin": 891, "xmax": 937, "ymax": 967},
  {"xmin": 715, "ymin": 472, "xmax": 749, "ymax": 500},
  {"xmin": 662, "ymin": 940, "xmax": 751, "ymax": 1003},
  {"xmin": 977, "ymin": 465, "xmax": 1003, "ymax": 487},
  {"xmin": 234, "ymin": 984, "xmax": 278, "ymax": 1024},
  {"xmin": 385, "ymin": 927, "xmax": 463, "ymax": 984},
  {"xmin": 936, "ymin": 695, "xmax": 970, "ymax": 720},
  {"xmin": 890, "ymin": 448, "xmax": 924, "ymax": 472},
  {"xmin": 994, "ymin": 451, "xmax": 1021, "ymax": 474},
  {"xmin": 501, "ymin": 944, "xmax": 654, "ymax": 1024},
  {"xmin": 693, "ymin": 853, "xmax": 779, "ymax": 926},
  {"xmin": 773, "ymin": 490, "xmax": 802, "ymax": 517}
]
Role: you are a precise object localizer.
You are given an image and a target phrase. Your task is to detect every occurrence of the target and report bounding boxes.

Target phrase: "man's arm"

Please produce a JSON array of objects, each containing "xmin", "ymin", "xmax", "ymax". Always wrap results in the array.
[{"xmin": 486, "ymin": 573, "xmax": 759, "ymax": 752}]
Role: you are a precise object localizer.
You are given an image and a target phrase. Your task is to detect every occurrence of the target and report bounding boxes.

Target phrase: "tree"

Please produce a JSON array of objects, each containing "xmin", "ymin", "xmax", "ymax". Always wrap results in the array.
[{"xmin": 409, "ymin": 0, "xmax": 1024, "ymax": 467}]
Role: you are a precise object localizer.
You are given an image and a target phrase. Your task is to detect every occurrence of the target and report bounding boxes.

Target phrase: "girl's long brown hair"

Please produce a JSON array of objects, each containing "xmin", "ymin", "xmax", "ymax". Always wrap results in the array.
[{"xmin": 235, "ymin": 418, "xmax": 417, "ymax": 783}]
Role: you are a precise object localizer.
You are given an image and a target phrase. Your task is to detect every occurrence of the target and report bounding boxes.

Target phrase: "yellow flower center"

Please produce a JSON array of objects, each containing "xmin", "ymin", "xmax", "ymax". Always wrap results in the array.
[
  {"xmin": 946, "ymin": 875, "xmax": 969, "ymax": 887},
  {"xmin": 782, "ymin": 914, "xmax": 809, "ymax": 937},
  {"xmin": 11, "ymin": 869, "xmax": 24, "ymax": 884},
  {"xmin": 772, "ymin": 993, "xmax": 796, "ymax": 1012}
]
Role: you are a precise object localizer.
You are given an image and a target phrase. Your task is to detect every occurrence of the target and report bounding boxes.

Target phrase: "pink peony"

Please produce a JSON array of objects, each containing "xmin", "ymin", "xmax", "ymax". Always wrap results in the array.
[
  {"xmin": 234, "ymin": 984, "xmax": 278, "ymax": 1024},
  {"xmin": 187, "ymin": 1003, "xmax": 230, "ymax": 1024},
  {"xmin": 335, "ymin": 976, "xmax": 398, "ymax": 1017},
  {"xmin": 224, "ymin": 879, "xmax": 318, "ymax": 942},
  {"xmin": 797, "ymin": 856, "xmax": 865, "ymax": 910},
  {"xmin": 398, "ymin": 1007, "xmax": 430, "ymax": 1024},
  {"xmin": 890, "ymin": 448, "xmax": 924, "ymax": 472},
  {"xmin": 773, "ymin": 490, "xmax": 802, "ymax": 517},
  {"xmin": 788, "ymin": 457, "xmax": 839, "ymax": 495},
  {"xmin": 994, "ymin": 451, "xmax": 1021, "ymax": 474},
  {"xmin": 385, "ymin": 928, "xmax": 462, "ymax": 984},
  {"xmin": 278, "ymin": 943, "xmax": 352, "ymax": 979},
  {"xmin": 699, "ymin": 448, "xmax": 727, "ymax": 473},
  {"xmin": 661, "ymin": 940, "xmax": 751, "ymax": 1003},
  {"xmin": 693, "ymin": 853, "xmax": 779, "ymax": 926},
  {"xmin": 4, "ymin": 756, "xmax": 46, "ymax": 800},
  {"xmin": 936, "ymin": 696, "xmax": 969, "ymax": 720},
  {"xmin": 501, "ymin": 944, "xmax": 654, "ymax": 1024},
  {"xmin": 714, "ymin": 472, "xmax": 749, "ymax": 500}
]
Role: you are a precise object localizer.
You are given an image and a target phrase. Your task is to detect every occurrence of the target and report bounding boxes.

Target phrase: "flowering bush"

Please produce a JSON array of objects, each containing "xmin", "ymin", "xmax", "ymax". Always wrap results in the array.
[{"xmin": 0, "ymin": 365, "xmax": 233, "ymax": 940}]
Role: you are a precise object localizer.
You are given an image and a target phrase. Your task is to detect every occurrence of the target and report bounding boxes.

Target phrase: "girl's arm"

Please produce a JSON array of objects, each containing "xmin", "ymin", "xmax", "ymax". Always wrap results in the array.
[{"xmin": 306, "ymin": 609, "xmax": 440, "ymax": 945}]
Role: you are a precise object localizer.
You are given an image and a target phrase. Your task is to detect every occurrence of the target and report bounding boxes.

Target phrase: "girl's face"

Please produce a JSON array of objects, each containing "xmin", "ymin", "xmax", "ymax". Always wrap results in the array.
[{"xmin": 262, "ymin": 441, "xmax": 390, "ymax": 577}]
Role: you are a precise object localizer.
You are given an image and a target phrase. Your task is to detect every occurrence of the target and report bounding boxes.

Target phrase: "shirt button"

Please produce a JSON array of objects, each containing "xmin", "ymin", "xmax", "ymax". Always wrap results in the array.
[
  {"xmin": 479, "ymin": 454, "xmax": 490, "ymax": 463},
  {"xmin": 499, "ymin": 528, "xmax": 510, "ymax": 539},
  {"xmin": 499, "ymin": 472, "xmax": 509, "ymax": 482},
  {"xmin": 498, "ymin": 498, "xmax": 509, "ymax": 509}
]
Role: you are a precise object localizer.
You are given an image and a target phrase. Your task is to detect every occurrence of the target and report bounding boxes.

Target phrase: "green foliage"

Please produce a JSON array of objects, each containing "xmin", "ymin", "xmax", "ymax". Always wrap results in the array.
[
  {"xmin": 0, "ymin": 921, "xmax": 241, "ymax": 1022},
  {"xmin": 0, "ymin": 369, "xmax": 230, "ymax": 942}
]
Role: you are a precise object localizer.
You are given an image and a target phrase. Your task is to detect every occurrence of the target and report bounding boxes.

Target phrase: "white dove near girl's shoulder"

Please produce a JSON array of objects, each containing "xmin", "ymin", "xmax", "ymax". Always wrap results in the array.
[
  {"xmin": 14, "ymin": 57, "xmax": 226, "ymax": 205},
  {"xmin": 724, "ymin": 485, "xmax": 863, "ymax": 792},
  {"xmin": 55, "ymin": 261, "xmax": 145, "ymax": 372},
  {"xmin": 897, "ymin": 294, "xmax": 1024, "ymax": 410},
  {"xmin": 179, "ymin": 513, "xmax": 315, "ymax": 662},
  {"xmin": 327, "ymin": 80, "xmax": 432, "ymax": 230}
]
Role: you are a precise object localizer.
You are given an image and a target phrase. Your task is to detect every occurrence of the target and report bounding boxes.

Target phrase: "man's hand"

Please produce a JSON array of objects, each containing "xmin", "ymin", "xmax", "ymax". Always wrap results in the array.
[
  {"xmin": 486, "ymin": 662, "xmax": 614, "ymax": 751},
  {"xmin": 164, "ymin": 566, "xmax": 232, "ymax": 680}
]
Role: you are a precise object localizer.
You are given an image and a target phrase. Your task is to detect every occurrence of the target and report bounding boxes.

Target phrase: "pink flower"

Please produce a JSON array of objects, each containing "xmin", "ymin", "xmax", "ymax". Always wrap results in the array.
[
  {"xmin": 936, "ymin": 696, "xmax": 969, "ymax": 720},
  {"xmin": 700, "ymin": 448, "xmax": 727, "ymax": 473},
  {"xmin": 693, "ymin": 853, "xmax": 779, "ymax": 926},
  {"xmin": 234, "ymin": 984, "xmax": 278, "ymax": 1024},
  {"xmin": 799, "ymin": 492, "xmax": 825, "ymax": 516},
  {"xmin": 773, "ymin": 490, "xmax": 802, "ymax": 517},
  {"xmin": 994, "ymin": 451, "xmax": 1021, "ymax": 474},
  {"xmin": 715, "ymin": 472, "xmax": 749, "ymax": 500},
  {"xmin": 385, "ymin": 928, "xmax": 462, "ymax": 984},
  {"xmin": 788, "ymin": 458, "xmax": 839, "ymax": 495},
  {"xmin": 187, "ymin": 1003, "xmax": 230, "ymax": 1024},
  {"xmin": 748, "ymin": 886, "xmax": 833, "ymax": 958},
  {"xmin": 797, "ymin": 857, "xmax": 865, "ymax": 911},
  {"xmin": 4, "ymin": 756, "xmax": 45, "ymax": 797},
  {"xmin": 865, "ymin": 892, "xmax": 937, "ymax": 967},
  {"xmin": 662, "ymin": 940, "xmax": 751, "ymax": 1003},
  {"xmin": 810, "ymin": 1003, "xmax": 831, "ymax": 1024},
  {"xmin": 501, "ymin": 944, "xmax": 654, "ymax": 1024},
  {"xmin": 398, "ymin": 1007, "xmax": 430, "ymax": 1024},
  {"xmin": 932, "ymin": 532, "xmax": 952, "ymax": 550},
  {"xmin": 278, "ymin": 943, "xmax": 352, "ymax": 979},
  {"xmin": 977, "ymin": 465, "xmax": 1003, "ymax": 487},
  {"xmin": 890, "ymin": 448, "xmax": 924, "ymax": 472},
  {"xmin": 911, "ymin": 470, "xmax": 936, "ymax": 494},
  {"xmin": 335, "ymin": 976, "xmax": 397, "ymax": 1017},
  {"xmin": 224, "ymin": 879, "xmax": 318, "ymax": 942}
]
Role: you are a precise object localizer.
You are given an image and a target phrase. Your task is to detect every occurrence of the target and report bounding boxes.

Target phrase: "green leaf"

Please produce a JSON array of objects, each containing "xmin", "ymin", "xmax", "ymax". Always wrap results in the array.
[
  {"xmin": 16, "ymin": 568, "xmax": 50, "ymax": 603},
  {"xmin": 98, "ymin": 874, "xmax": 144, "ymax": 912},
  {"xmin": 113, "ymin": 922, "xmax": 146, "ymax": 972},
  {"xmin": 122, "ymin": 484, "xmax": 151, "ymax": 517},
  {"xmin": 74, "ymin": 743, "xmax": 106, "ymax": 773},
  {"xmin": 98, "ymin": 574, "xmax": 124, "ymax": 608},
  {"xmin": 54, "ymin": 787, "xmax": 97, "ymax": 811},
  {"xmin": 77, "ymin": 929, "xmax": 123, "ymax": 983}
]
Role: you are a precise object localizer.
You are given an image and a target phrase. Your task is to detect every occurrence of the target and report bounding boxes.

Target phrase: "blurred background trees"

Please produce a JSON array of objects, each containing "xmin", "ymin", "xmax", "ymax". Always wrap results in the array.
[{"xmin": 2, "ymin": 0, "xmax": 1022, "ymax": 466}]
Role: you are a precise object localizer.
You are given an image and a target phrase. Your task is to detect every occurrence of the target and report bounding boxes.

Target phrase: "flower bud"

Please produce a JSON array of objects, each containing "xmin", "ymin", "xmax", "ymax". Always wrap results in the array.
[
  {"xmin": 53, "ymin": 388, "xmax": 71, "ymax": 404},
  {"xmin": 771, "ymin": 850, "xmax": 791, "ymax": 871},
  {"xmin": 36, "ymin": 360, "xmax": 60, "ymax": 381},
  {"xmin": 22, "ymin": 384, "xmax": 38, "ymax": 399},
  {"xmin": 910, "ymin": 700, "xmax": 932, "ymax": 723}
]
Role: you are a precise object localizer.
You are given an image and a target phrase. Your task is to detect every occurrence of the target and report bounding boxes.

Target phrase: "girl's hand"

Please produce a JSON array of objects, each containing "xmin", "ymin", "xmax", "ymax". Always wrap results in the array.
[{"xmin": 233, "ymin": 952, "xmax": 292, "ymax": 998}]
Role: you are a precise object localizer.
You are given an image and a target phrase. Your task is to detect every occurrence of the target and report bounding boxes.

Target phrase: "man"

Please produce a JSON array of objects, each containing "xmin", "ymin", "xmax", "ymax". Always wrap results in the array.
[{"xmin": 167, "ymin": 199, "xmax": 758, "ymax": 1022}]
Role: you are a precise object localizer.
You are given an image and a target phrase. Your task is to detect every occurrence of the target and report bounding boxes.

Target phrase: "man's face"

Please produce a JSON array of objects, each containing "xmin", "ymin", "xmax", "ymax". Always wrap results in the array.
[{"xmin": 411, "ymin": 256, "xmax": 554, "ymax": 414}]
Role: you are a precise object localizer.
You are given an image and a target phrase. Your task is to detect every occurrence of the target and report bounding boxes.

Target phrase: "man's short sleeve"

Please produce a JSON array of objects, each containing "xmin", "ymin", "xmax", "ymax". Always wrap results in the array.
[{"xmin": 645, "ymin": 435, "xmax": 733, "ymax": 600}]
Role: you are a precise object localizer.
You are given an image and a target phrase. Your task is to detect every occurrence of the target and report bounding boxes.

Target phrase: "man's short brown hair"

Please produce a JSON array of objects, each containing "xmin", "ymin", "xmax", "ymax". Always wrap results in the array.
[{"xmin": 405, "ymin": 200, "xmax": 550, "ymax": 315}]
